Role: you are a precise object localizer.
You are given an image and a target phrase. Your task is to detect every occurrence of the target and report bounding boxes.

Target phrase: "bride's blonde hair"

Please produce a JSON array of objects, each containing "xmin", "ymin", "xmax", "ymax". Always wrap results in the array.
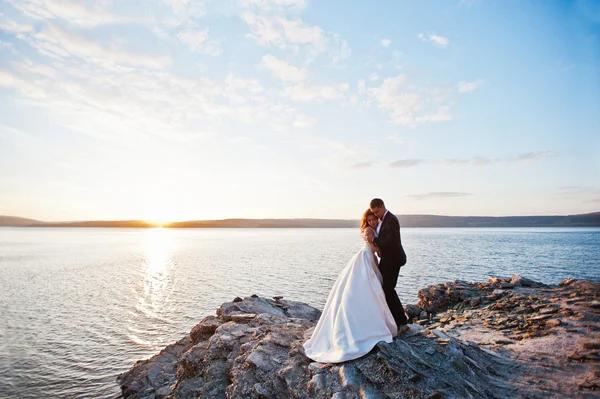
[{"xmin": 360, "ymin": 209, "xmax": 376, "ymax": 231}]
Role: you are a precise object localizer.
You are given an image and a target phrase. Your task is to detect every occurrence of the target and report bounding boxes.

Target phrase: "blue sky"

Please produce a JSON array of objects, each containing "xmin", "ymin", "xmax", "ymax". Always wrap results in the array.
[{"xmin": 0, "ymin": 0, "xmax": 599, "ymax": 222}]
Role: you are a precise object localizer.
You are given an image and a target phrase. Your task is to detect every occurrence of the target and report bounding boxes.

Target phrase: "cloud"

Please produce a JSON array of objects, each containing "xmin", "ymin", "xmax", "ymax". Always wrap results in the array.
[
  {"xmin": 0, "ymin": 50, "xmax": 311, "ymax": 146},
  {"xmin": 7, "ymin": 0, "xmax": 151, "ymax": 27},
  {"xmin": 470, "ymin": 156, "xmax": 494, "ymax": 166},
  {"xmin": 225, "ymin": 74, "xmax": 263, "ymax": 93},
  {"xmin": 0, "ymin": 20, "xmax": 35, "ymax": 34},
  {"xmin": 260, "ymin": 56, "xmax": 349, "ymax": 101},
  {"xmin": 261, "ymin": 54, "xmax": 310, "ymax": 82},
  {"xmin": 350, "ymin": 161, "xmax": 373, "ymax": 169},
  {"xmin": 458, "ymin": 79, "xmax": 485, "ymax": 93},
  {"xmin": 21, "ymin": 24, "xmax": 171, "ymax": 69},
  {"xmin": 508, "ymin": 151, "xmax": 555, "ymax": 162},
  {"xmin": 293, "ymin": 114, "xmax": 316, "ymax": 128},
  {"xmin": 418, "ymin": 33, "xmax": 450, "ymax": 48},
  {"xmin": 177, "ymin": 27, "xmax": 222, "ymax": 55},
  {"xmin": 241, "ymin": 14, "xmax": 350, "ymax": 63},
  {"xmin": 438, "ymin": 152, "xmax": 554, "ymax": 166},
  {"xmin": 390, "ymin": 159, "xmax": 423, "ymax": 168},
  {"xmin": 438, "ymin": 157, "xmax": 494, "ymax": 166},
  {"xmin": 368, "ymin": 75, "xmax": 453, "ymax": 126},
  {"xmin": 368, "ymin": 73, "xmax": 380, "ymax": 81},
  {"xmin": 407, "ymin": 192, "xmax": 472, "ymax": 200},
  {"xmin": 242, "ymin": 0, "xmax": 305, "ymax": 10},
  {"xmin": 162, "ymin": 0, "xmax": 206, "ymax": 18},
  {"xmin": 284, "ymin": 82, "xmax": 349, "ymax": 101},
  {"xmin": 242, "ymin": 14, "xmax": 324, "ymax": 49},
  {"xmin": 380, "ymin": 39, "xmax": 391, "ymax": 47}
]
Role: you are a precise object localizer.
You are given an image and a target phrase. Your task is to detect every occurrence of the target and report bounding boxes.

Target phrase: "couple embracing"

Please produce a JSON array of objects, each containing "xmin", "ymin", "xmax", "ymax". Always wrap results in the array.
[{"xmin": 304, "ymin": 198, "xmax": 410, "ymax": 363}]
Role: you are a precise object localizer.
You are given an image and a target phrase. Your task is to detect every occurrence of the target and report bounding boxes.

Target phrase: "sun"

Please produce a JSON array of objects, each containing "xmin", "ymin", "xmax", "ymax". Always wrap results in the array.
[{"xmin": 143, "ymin": 197, "xmax": 176, "ymax": 227}]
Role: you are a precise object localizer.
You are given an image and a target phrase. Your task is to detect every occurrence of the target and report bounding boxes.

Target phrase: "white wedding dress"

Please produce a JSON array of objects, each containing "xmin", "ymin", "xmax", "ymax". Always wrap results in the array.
[{"xmin": 303, "ymin": 242, "xmax": 397, "ymax": 363}]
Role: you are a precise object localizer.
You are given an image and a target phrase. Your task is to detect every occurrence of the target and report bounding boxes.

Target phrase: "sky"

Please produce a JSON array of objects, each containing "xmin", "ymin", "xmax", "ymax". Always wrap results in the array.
[{"xmin": 0, "ymin": 0, "xmax": 599, "ymax": 222}]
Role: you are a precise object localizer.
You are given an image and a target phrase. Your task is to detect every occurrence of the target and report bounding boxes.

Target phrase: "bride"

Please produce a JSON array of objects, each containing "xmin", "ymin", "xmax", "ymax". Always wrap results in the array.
[{"xmin": 303, "ymin": 209, "xmax": 397, "ymax": 363}]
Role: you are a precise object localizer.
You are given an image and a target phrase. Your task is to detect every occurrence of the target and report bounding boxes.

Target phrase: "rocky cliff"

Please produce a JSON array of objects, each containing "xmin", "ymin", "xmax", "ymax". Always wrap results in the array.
[{"xmin": 118, "ymin": 277, "xmax": 600, "ymax": 398}]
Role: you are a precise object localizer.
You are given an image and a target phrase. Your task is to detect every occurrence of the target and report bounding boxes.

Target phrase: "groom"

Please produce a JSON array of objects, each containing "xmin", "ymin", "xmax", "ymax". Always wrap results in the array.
[{"xmin": 370, "ymin": 198, "xmax": 409, "ymax": 332}]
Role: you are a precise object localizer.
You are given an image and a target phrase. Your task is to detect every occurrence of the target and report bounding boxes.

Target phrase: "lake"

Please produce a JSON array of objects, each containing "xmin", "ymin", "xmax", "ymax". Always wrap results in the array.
[{"xmin": 0, "ymin": 227, "xmax": 598, "ymax": 398}]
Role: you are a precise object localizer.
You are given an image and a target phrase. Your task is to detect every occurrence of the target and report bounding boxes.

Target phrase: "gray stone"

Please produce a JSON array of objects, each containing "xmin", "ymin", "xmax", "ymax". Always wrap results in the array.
[
  {"xmin": 119, "ymin": 280, "xmax": 600, "ymax": 399},
  {"xmin": 511, "ymin": 275, "xmax": 545, "ymax": 288},
  {"xmin": 155, "ymin": 385, "xmax": 172, "ymax": 398}
]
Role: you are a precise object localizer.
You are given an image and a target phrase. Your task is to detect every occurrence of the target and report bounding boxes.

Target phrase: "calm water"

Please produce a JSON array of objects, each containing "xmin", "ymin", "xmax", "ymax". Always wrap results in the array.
[{"xmin": 0, "ymin": 227, "xmax": 599, "ymax": 398}]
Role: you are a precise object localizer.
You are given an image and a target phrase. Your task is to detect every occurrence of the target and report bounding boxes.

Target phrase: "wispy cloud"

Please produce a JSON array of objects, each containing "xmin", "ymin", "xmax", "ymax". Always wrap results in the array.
[
  {"xmin": 380, "ymin": 39, "xmax": 391, "ymax": 47},
  {"xmin": 261, "ymin": 55, "xmax": 349, "ymax": 101},
  {"xmin": 162, "ymin": 0, "xmax": 206, "ymax": 16},
  {"xmin": 242, "ymin": 0, "xmax": 306, "ymax": 11},
  {"xmin": 293, "ymin": 114, "xmax": 316, "ymax": 128},
  {"xmin": 418, "ymin": 33, "xmax": 450, "ymax": 48},
  {"xmin": 458, "ymin": 79, "xmax": 485, "ymax": 93},
  {"xmin": 390, "ymin": 159, "xmax": 424, "ymax": 168},
  {"xmin": 7, "ymin": 0, "xmax": 151, "ymax": 27},
  {"xmin": 284, "ymin": 82, "xmax": 349, "ymax": 101},
  {"xmin": 439, "ymin": 151, "xmax": 554, "ymax": 166},
  {"xmin": 407, "ymin": 192, "xmax": 472, "ymax": 200},
  {"xmin": 350, "ymin": 161, "xmax": 373, "ymax": 169},
  {"xmin": 368, "ymin": 75, "xmax": 453, "ymax": 126},
  {"xmin": 438, "ymin": 157, "xmax": 494, "ymax": 166},
  {"xmin": 241, "ymin": 13, "xmax": 350, "ymax": 63},
  {"xmin": 508, "ymin": 151, "xmax": 555, "ymax": 162},
  {"xmin": 177, "ymin": 27, "xmax": 222, "ymax": 55},
  {"xmin": 261, "ymin": 54, "xmax": 310, "ymax": 82},
  {"xmin": 21, "ymin": 23, "xmax": 171, "ymax": 69},
  {"xmin": 226, "ymin": 74, "xmax": 263, "ymax": 93},
  {"xmin": 0, "ymin": 56, "xmax": 306, "ymax": 145}
]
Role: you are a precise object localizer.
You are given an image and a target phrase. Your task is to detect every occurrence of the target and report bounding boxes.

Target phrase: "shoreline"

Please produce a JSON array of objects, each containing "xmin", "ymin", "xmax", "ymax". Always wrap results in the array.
[
  {"xmin": 118, "ymin": 276, "xmax": 600, "ymax": 398},
  {"xmin": 3, "ymin": 212, "xmax": 600, "ymax": 228},
  {"xmin": 4, "ymin": 225, "xmax": 600, "ymax": 229}
]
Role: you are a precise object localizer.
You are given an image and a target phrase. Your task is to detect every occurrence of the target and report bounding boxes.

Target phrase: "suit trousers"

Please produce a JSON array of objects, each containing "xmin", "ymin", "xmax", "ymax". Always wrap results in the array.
[{"xmin": 379, "ymin": 258, "xmax": 408, "ymax": 327}]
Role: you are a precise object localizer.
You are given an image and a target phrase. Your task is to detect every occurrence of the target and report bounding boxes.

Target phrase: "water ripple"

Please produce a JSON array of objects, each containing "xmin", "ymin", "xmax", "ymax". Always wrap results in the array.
[{"xmin": 0, "ymin": 227, "xmax": 598, "ymax": 398}]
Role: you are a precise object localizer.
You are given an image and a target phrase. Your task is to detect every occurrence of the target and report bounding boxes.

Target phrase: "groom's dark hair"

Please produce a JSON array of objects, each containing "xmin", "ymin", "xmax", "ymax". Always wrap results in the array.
[{"xmin": 370, "ymin": 198, "xmax": 385, "ymax": 208}]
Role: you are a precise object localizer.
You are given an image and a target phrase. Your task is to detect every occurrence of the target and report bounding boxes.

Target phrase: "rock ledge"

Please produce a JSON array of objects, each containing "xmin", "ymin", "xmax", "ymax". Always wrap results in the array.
[{"xmin": 118, "ymin": 277, "xmax": 600, "ymax": 398}]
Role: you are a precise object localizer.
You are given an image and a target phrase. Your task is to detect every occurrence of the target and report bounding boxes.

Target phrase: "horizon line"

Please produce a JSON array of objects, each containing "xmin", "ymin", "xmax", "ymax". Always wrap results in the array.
[{"xmin": 3, "ymin": 211, "xmax": 599, "ymax": 225}]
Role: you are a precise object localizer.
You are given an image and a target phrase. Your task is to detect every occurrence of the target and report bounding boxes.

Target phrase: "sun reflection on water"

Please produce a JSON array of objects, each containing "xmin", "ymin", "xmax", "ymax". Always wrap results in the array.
[{"xmin": 129, "ymin": 228, "xmax": 174, "ymax": 349}]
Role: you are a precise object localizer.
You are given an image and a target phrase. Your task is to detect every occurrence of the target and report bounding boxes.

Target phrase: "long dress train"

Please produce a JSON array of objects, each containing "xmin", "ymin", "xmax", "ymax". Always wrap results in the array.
[{"xmin": 303, "ymin": 243, "xmax": 397, "ymax": 363}]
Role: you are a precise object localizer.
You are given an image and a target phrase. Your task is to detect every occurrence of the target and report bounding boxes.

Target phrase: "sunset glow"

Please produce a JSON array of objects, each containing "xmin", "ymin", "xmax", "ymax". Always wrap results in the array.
[{"xmin": 0, "ymin": 0, "xmax": 598, "ymax": 221}]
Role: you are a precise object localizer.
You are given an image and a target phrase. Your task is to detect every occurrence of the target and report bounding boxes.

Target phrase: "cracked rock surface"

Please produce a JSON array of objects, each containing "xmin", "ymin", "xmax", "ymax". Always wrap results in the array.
[{"xmin": 118, "ymin": 277, "xmax": 599, "ymax": 398}]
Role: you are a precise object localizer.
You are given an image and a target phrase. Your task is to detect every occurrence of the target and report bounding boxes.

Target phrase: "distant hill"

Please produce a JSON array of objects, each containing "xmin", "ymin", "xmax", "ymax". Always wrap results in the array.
[
  {"xmin": 3, "ymin": 212, "xmax": 600, "ymax": 228},
  {"xmin": 397, "ymin": 212, "xmax": 600, "ymax": 228},
  {"xmin": 0, "ymin": 216, "xmax": 42, "ymax": 226},
  {"xmin": 27, "ymin": 220, "xmax": 158, "ymax": 228},
  {"xmin": 167, "ymin": 218, "xmax": 357, "ymax": 228}
]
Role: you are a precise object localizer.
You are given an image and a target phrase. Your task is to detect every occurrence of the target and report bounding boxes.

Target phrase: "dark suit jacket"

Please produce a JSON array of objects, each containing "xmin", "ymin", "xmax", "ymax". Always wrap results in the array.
[{"xmin": 374, "ymin": 211, "xmax": 407, "ymax": 267}]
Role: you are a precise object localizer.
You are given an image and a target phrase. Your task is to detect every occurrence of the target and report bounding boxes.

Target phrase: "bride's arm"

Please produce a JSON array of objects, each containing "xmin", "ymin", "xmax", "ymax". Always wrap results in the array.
[{"xmin": 363, "ymin": 227, "xmax": 380, "ymax": 255}]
